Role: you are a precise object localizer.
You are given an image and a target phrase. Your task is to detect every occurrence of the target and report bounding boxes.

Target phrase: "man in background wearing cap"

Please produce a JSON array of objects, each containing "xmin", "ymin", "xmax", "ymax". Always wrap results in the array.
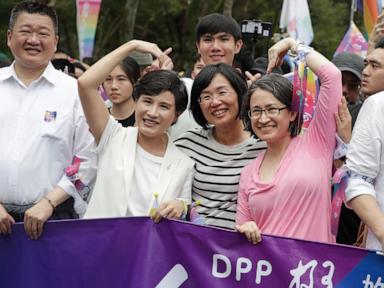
[
  {"xmin": 345, "ymin": 38, "xmax": 384, "ymax": 251},
  {"xmin": 128, "ymin": 51, "xmax": 153, "ymax": 76},
  {"xmin": 332, "ymin": 52, "xmax": 365, "ymax": 128},
  {"xmin": 316, "ymin": 53, "xmax": 364, "ymax": 246}
]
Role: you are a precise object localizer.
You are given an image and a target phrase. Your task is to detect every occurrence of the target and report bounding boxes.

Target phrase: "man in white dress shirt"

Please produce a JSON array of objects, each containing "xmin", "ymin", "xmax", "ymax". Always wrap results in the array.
[
  {"xmin": 346, "ymin": 38, "xmax": 384, "ymax": 251},
  {"xmin": 0, "ymin": 1, "xmax": 95, "ymax": 240}
]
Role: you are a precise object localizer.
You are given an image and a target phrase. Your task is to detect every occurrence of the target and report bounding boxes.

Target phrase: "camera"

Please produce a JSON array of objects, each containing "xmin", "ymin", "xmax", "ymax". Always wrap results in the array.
[{"xmin": 240, "ymin": 20, "xmax": 273, "ymax": 38}]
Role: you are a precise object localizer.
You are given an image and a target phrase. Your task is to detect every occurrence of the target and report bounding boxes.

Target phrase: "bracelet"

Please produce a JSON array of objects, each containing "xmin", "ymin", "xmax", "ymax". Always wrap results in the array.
[
  {"xmin": 43, "ymin": 196, "xmax": 56, "ymax": 210},
  {"xmin": 296, "ymin": 44, "xmax": 314, "ymax": 60}
]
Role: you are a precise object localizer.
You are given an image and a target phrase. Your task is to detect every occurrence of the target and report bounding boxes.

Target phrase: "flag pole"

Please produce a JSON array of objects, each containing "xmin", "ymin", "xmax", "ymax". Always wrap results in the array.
[{"xmin": 350, "ymin": 0, "xmax": 356, "ymax": 25}]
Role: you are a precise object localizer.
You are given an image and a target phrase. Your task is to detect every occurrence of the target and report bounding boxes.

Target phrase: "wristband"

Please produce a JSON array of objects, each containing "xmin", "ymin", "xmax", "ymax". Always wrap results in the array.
[{"xmin": 289, "ymin": 40, "xmax": 314, "ymax": 60}]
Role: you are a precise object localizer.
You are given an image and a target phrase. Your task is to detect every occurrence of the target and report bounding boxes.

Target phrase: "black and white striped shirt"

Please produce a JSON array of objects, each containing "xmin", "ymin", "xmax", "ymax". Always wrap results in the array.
[{"xmin": 175, "ymin": 128, "xmax": 266, "ymax": 229}]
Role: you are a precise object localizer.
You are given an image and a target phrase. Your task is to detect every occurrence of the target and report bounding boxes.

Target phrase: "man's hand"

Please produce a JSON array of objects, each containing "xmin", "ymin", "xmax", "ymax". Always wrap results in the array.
[
  {"xmin": 236, "ymin": 221, "xmax": 262, "ymax": 245},
  {"xmin": 23, "ymin": 198, "xmax": 54, "ymax": 240},
  {"xmin": 0, "ymin": 204, "xmax": 15, "ymax": 235},
  {"xmin": 151, "ymin": 200, "xmax": 184, "ymax": 223},
  {"xmin": 368, "ymin": 12, "xmax": 384, "ymax": 53},
  {"xmin": 335, "ymin": 97, "xmax": 352, "ymax": 144}
]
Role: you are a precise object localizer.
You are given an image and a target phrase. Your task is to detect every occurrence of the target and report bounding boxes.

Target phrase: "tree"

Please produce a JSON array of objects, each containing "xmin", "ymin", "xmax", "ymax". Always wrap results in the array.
[
  {"xmin": 0, "ymin": 0, "xmax": 368, "ymax": 68},
  {"xmin": 223, "ymin": 0, "xmax": 234, "ymax": 16}
]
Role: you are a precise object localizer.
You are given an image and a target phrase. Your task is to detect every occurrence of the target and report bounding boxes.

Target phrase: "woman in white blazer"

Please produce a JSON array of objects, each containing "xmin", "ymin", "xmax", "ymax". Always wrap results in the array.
[{"xmin": 77, "ymin": 40, "xmax": 194, "ymax": 221}]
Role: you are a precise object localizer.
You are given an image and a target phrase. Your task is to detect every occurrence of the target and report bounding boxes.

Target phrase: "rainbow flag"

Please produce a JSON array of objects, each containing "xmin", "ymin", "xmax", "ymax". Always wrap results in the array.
[
  {"xmin": 76, "ymin": 0, "xmax": 102, "ymax": 60},
  {"xmin": 363, "ymin": 0, "xmax": 380, "ymax": 34},
  {"xmin": 285, "ymin": 67, "xmax": 319, "ymax": 129},
  {"xmin": 334, "ymin": 21, "xmax": 368, "ymax": 58}
]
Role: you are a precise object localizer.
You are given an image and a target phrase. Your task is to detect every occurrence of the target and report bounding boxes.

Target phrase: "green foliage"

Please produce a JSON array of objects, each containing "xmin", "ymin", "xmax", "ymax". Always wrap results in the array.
[
  {"xmin": 0, "ymin": 0, "xmax": 371, "ymax": 69},
  {"xmin": 309, "ymin": 0, "xmax": 349, "ymax": 58}
]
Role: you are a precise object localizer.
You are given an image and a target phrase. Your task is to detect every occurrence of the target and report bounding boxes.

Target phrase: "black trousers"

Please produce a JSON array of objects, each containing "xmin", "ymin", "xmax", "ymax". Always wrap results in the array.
[{"xmin": 8, "ymin": 198, "xmax": 78, "ymax": 223}]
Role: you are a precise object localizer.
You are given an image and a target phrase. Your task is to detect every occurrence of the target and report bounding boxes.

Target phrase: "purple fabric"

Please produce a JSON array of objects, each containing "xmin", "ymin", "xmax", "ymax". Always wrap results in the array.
[{"xmin": 0, "ymin": 217, "xmax": 383, "ymax": 287}]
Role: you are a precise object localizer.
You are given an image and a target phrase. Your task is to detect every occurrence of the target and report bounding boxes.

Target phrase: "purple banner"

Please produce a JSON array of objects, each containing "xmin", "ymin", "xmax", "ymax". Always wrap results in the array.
[{"xmin": 0, "ymin": 217, "xmax": 383, "ymax": 287}]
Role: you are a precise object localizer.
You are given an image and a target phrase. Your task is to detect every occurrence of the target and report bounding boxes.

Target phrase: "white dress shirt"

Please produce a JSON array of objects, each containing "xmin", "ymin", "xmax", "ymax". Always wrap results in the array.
[
  {"xmin": 0, "ymin": 62, "xmax": 96, "ymax": 215},
  {"xmin": 346, "ymin": 91, "xmax": 384, "ymax": 251}
]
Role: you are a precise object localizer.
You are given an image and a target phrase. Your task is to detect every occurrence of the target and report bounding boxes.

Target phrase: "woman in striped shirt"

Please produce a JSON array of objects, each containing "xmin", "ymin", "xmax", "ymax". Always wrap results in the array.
[{"xmin": 175, "ymin": 63, "xmax": 266, "ymax": 229}]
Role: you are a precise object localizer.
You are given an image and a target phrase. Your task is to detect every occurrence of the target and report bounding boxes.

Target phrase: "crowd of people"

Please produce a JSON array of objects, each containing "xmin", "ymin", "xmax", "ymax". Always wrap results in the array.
[{"xmin": 1, "ymin": 1, "xmax": 384, "ymax": 253}]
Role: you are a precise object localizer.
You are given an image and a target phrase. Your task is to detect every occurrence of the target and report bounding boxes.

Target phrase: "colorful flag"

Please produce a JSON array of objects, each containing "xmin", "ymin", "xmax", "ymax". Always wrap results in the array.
[
  {"xmin": 285, "ymin": 67, "xmax": 319, "ymax": 129},
  {"xmin": 148, "ymin": 192, "xmax": 159, "ymax": 217},
  {"xmin": 279, "ymin": 0, "xmax": 314, "ymax": 45},
  {"xmin": 76, "ymin": 0, "xmax": 102, "ymax": 60},
  {"xmin": 363, "ymin": 0, "xmax": 380, "ymax": 34},
  {"xmin": 334, "ymin": 22, "xmax": 368, "ymax": 58}
]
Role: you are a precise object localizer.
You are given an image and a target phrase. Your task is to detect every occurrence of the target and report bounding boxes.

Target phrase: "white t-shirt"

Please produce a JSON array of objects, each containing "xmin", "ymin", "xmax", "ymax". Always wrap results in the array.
[{"xmin": 127, "ymin": 145, "xmax": 162, "ymax": 216}]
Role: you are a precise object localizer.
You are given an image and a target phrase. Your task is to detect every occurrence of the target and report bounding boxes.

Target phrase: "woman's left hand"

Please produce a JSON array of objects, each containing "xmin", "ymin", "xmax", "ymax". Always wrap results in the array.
[{"xmin": 151, "ymin": 200, "xmax": 184, "ymax": 223}]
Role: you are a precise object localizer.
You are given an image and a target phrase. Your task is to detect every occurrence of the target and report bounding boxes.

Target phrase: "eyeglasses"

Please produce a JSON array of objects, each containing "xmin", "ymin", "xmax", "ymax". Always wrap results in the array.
[
  {"xmin": 248, "ymin": 107, "xmax": 288, "ymax": 118},
  {"xmin": 198, "ymin": 90, "xmax": 233, "ymax": 104}
]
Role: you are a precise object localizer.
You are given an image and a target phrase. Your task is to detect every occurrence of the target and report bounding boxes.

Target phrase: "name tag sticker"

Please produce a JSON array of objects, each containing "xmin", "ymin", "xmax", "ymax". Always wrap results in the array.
[{"xmin": 44, "ymin": 111, "xmax": 57, "ymax": 122}]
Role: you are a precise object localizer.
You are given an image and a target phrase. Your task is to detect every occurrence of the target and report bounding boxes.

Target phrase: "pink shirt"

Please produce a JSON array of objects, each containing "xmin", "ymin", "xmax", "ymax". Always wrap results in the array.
[{"xmin": 236, "ymin": 63, "xmax": 341, "ymax": 243}]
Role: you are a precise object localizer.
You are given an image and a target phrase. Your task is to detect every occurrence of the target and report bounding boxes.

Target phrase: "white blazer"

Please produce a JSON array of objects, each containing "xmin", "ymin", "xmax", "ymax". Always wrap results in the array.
[{"xmin": 84, "ymin": 122, "xmax": 194, "ymax": 219}]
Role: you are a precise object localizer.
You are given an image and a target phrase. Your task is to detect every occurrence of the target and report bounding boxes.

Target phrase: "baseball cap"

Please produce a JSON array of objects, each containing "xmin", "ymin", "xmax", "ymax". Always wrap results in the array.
[
  {"xmin": 250, "ymin": 57, "xmax": 283, "ymax": 75},
  {"xmin": 332, "ymin": 52, "xmax": 364, "ymax": 80},
  {"xmin": 128, "ymin": 51, "xmax": 153, "ymax": 67}
]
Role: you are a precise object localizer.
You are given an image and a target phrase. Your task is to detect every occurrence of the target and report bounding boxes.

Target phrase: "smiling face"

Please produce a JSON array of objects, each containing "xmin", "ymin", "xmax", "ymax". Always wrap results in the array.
[
  {"xmin": 249, "ymin": 88, "xmax": 296, "ymax": 144},
  {"xmin": 7, "ymin": 12, "xmax": 58, "ymax": 71},
  {"xmin": 103, "ymin": 65, "xmax": 134, "ymax": 105},
  {"xmin": 199, "ymin": 73, "xmax": 239, "ymax": 128},
  {"xmin": 135, "ymin": 91, "xmax": 177, "ymax": 140},
  {"xmin": 196, "ymin": 32, "xmax": 242, "ymax": 65}
]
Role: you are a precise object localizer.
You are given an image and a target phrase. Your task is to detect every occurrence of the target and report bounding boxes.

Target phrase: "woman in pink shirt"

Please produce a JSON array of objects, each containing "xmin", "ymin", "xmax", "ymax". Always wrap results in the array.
[{"xmin": 236, "ymin": 38, "xmax": 341, "ymax": 244}]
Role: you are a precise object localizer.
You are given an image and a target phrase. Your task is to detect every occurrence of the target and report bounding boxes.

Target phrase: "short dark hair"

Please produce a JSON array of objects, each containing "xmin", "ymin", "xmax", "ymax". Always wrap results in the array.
[
  {"xmin": 193, "ymin": 53, "xmax": 202, "ymax": 64},
  {"xmin": 242, "ymin": 73, "xmax": 302, "ymax": 137},
  {"xmin": 133, "ymin": 70, "xmax": 188, "ymax": 115},
  {"xmin": 72, "ymin": 61, "xmax": 87, "ymax": 73},
  {"xmin": 375, "ymin": 37, "xmax": 384, "ymax": 49},
  {"xmin": 119, "ymin": 56, "xmax": 140, "ymax": 85},
  {"xmin": 233, "ymin": 47, "xmax": 254, "ymax": 76},
  {"xmin": 190, "ymin": 63, "xmax": 248, "ymax": 129},
  {"xmin": 9, "ymin": 1, "xmax": 58, "ymax": 35},
  {"xmin": 195, "ymin": 13, "xmax": 241, "ymax": 42},
  {"xmin": 51, "ymin": 58, "xmax": 75, "ymax": 75}
]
